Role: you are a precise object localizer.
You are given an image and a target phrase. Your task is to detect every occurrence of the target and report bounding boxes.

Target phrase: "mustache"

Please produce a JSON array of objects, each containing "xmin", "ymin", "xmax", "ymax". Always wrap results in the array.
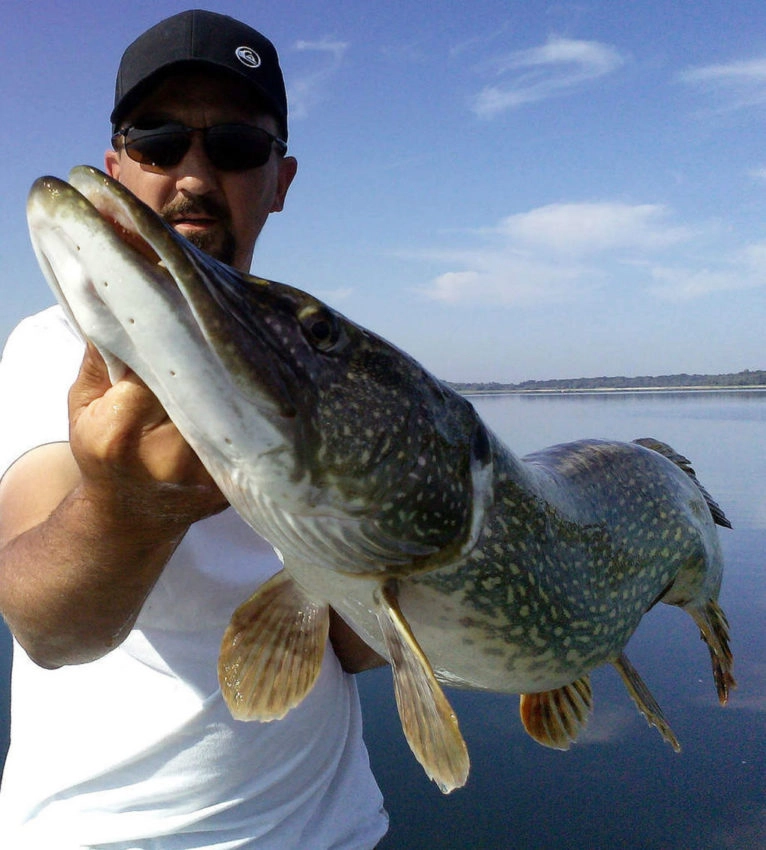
[{"xmin": 160, "ymin": 195, "xmax": 229, "ymax": 223}]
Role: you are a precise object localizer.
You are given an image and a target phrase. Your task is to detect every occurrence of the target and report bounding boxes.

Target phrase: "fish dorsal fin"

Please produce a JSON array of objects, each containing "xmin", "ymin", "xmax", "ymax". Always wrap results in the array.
[
  {"xmin": 633, "ymin": 437, "xmax": 732, "ymax": 528},
  {"xmin": 519, "ymin": 676, "xmax": 593, "ymax": 749},
  {"xmin": 376, "ymin": 581, "xmax": 470, "ymax": 793},
  {"xmin": 612, "ymin": 653, "xmax": 681, "ymax": 752},
  {"xmin": 218, "ymin": 569, "xmax": 329, "ymax": 721}
]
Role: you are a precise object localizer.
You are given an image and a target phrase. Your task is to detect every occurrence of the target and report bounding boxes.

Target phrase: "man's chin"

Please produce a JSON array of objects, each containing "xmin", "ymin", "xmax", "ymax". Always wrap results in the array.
[{"xmin": 183, "ymin": 229, "xmax": 236, "ymax": 267}]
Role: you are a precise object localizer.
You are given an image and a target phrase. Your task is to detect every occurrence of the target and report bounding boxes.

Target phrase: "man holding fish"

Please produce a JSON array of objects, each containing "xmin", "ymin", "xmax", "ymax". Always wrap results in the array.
[{"xmin": 0, "ymin": 10, "xmax": 388, "ymax": 849}]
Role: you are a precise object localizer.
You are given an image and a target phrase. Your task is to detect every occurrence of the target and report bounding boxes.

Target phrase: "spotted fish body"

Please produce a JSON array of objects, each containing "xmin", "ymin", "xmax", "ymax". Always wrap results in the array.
[
  {"xmin": 27, "ymin": 167, "xmax": 735, "ymax": 794},
  {"xmin": 405, "ymin": 436, "xmax": 726, "ymax": 693}
]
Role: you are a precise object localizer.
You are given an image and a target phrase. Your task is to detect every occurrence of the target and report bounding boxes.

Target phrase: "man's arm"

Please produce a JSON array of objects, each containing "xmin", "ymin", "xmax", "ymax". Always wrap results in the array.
[
  {"xmin": 329, "ymin": 611, "xmax": 387, "ymax": 673},
  {"xmin": 0, "ymin": 345, "xmax": 227, "ymax": 668}
]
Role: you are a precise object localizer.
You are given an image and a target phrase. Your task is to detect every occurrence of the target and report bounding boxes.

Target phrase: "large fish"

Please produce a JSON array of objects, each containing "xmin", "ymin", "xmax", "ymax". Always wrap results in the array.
[{"xmin": 27, "ymin": 167, "xmax": 735, "ymax": 793}]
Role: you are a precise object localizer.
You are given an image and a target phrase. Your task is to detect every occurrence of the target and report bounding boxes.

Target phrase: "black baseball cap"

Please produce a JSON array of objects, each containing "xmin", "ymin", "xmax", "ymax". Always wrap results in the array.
[{"xmin": 111, "ymin": 10, "xmax": 288, "ymax": 138}]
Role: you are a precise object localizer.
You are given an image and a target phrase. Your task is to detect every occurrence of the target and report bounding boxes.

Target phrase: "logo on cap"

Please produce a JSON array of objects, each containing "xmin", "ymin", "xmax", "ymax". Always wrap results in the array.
[{"xmin": 235, "ymin": 46, "xmax": 261, "ymax": 69}]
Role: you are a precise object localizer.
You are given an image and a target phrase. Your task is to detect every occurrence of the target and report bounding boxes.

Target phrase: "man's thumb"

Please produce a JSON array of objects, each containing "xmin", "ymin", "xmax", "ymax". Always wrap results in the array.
[{"xmin": 69, "ymin": 343, "xmax": 113, "ymax": 410}]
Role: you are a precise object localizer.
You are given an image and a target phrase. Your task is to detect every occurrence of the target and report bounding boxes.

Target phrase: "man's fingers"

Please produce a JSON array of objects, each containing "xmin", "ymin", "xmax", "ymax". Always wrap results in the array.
[
  {"xmin": 66, "ymin": 344, "xmax": 228, "ymax": 515},
  {"xmin": 70, "ymin": 345, "xmax": 168, "ymax": 430},
  {"xmin": 69, "ymin": 344, "xmax": 112, "ymax": 411}
]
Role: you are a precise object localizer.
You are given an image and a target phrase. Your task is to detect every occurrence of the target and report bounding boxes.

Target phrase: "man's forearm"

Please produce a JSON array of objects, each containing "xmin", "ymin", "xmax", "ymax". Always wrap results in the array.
[{"xmin": 0, "ymin": 482, "xmax": 186, "ymax": 668}]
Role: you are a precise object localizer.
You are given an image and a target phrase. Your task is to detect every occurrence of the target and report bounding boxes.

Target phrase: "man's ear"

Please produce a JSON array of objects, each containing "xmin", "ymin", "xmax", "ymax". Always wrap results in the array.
[
  {"xmin": 270, "ymin": 156, "xmax": 298, "ymax": 213},
  {"xmin": 104, "ymin": 148, "xmax": 120, "ymax": 179}
]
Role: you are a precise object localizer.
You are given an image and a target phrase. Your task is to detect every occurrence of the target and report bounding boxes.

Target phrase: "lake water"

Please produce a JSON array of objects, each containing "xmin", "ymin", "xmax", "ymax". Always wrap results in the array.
[{"xmin": 1, "ymin": 391, "xmax": 764, "ymax": 848}]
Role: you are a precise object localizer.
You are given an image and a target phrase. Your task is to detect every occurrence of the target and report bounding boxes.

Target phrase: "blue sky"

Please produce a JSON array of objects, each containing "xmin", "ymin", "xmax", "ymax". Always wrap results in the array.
[{"xmin": 2, "ymin": 0, "xmax": 765, "ymax": 382}]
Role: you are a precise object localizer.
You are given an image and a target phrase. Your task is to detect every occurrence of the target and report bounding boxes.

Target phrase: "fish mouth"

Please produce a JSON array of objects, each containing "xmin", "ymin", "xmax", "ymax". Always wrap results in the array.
[{"xmin": 27, "ymin": 166, "xmax": 297, "ymax": 421}]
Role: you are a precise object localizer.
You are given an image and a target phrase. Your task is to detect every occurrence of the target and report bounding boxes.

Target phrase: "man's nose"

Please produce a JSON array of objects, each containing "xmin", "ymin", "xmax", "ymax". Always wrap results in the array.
[{"xmin": 172, "ymin": 133, "xmax": 219, "ymax": 194}]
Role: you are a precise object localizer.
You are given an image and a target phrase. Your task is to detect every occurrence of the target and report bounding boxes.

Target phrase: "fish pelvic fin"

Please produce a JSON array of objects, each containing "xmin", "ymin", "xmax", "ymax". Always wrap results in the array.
[
  {"xmin": 519, "ymin": 676, "xmax": 593, "ymax": 750},
  {"xmin": 688, "ymin": 599, "xmax": 736, "ymax": 704},
  {"xmin": 376, "ymin": 581, "xmax": 470, "ymax": 794},
  {"xmin": 218, "ymin": 569, "xmax": 329, "ymax": 721},
  {"xmin": 633, "ymin": 437, "xmax": 732, "ymax": 528},
  {"xmin": 612, "ymin": 653, "xmax": 680, "ymax": 752}
]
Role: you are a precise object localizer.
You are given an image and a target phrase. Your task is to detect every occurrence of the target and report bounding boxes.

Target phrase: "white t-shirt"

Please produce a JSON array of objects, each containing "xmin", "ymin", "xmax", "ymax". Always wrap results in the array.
[{"xmin": 0, "ymin": 307, "xmax": 387, "ymax": 850}]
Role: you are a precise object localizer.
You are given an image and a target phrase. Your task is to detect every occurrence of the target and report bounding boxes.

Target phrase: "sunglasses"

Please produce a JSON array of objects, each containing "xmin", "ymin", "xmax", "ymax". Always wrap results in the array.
[{"xmin": 111, "ymin": 121, "xmax": 288, "ymax": 172}]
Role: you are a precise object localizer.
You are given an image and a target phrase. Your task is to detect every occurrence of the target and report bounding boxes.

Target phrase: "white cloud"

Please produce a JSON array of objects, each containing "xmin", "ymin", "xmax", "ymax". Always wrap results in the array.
[
  {"xmin": 472, "ymin": 36, "xmax": 625, "ymax": 117},
  {"xmin": 419, "ymin": 202, "xmax": 766, "ymax": 305},
  {"xmin": 315, "ymin": 286, "xmax": 354, "ymax": 305},
  {"xmin": 426, "ymin": 255, "xmax": 592, "ymax": 306},
  {"xmin": 740, "ymin": 240, "xmax": 766, "ymax": 269},
  {"xmin": 294, "ymin": 38, "xmax": 348, "ymax": 57},
  {"xmin": 679, "ymin": 56, "xmax": 766, "ymax": 109},
  {"xmin": 497, "ymin": 202, "xmax": 689, "ymax": 256},
  {"xmin": 288, "ymin": 39, "xmax": 349, "ymax": 119},
  {"xmin": 647, "ymin": 266, "xmax": 750, "ymax": 300},
  {"xmin": 648, "ymin": 240, "xmax": 766, "ymax": 300}
]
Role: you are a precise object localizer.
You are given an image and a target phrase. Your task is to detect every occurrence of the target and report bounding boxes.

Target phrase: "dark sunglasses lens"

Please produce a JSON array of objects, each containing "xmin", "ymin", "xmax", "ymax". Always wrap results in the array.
[
  {"xmin": 205, "ymin": 125, "xmax": 273, "ymax": 171},
  {"xmin": 124, "ymin": 126, "xmax": 191, "ymax": 167}
]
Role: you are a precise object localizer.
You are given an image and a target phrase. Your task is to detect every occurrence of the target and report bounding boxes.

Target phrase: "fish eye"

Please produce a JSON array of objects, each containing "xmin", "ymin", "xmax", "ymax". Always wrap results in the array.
[{"xmin": 297, "ymin": 305, "xmax": 343, "ymax": 352}]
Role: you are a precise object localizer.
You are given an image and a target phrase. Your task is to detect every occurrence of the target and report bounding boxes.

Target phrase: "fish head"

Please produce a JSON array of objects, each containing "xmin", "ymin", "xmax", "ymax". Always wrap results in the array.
[
  {"xmin": 27, "ymin": 167, "xmax": 492, "ymax": 573},
  {"xmin": 219, "ymin": 276, "xmax": 494, "ymax": 569}
]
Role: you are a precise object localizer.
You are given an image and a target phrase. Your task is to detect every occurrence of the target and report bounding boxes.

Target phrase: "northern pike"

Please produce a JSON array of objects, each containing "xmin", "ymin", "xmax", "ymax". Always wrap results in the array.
[{"xmin": 27, "ymin": 166, "xmax": 735, "ymax": 793}]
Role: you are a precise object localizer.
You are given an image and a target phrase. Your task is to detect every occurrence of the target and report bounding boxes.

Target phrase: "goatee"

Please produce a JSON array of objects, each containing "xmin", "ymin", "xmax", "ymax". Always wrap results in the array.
[{"xmin": 161, "ymin": 196, "xmax": 237, "ymax": 266}]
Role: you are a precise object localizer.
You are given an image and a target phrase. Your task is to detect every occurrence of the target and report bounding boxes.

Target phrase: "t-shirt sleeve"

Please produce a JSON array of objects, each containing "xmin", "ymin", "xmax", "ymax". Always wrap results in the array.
[{"xmin": 0, "ymin": 307, "xmax": 85, "ymax": 480}]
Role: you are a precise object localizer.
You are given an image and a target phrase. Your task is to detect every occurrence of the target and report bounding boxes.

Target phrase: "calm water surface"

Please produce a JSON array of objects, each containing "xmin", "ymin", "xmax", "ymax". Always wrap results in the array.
[
  {"xmin": 1, "ymin": 392, "xmax": 763, "ymax": 848},
  {"xmin": 360, "ymin": 391, "xmax": 766, "ymax": 850}
]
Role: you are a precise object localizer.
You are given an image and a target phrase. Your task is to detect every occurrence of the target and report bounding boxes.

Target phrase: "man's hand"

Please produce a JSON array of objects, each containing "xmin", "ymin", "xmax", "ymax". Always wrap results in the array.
[{"xmin": 70, "ymin": 344, "xmax": 228, "ymax": 524}]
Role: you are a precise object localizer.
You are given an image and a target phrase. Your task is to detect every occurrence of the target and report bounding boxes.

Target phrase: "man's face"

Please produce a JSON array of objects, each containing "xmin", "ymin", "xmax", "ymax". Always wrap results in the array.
[{"xmin": 105, "ymin": 70, "xmax": 297, "ymax": 272}]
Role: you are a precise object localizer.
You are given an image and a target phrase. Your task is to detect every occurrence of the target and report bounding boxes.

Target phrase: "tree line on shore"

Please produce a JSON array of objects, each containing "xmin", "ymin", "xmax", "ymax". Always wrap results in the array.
[{"xmin": 448, "ymin": 369, "xmax": 766, "ymax": 394}]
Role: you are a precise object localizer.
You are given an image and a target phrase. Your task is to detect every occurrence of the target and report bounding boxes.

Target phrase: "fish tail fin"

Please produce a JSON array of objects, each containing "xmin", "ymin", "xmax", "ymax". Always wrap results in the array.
[
  {"xmin": 688, "ymin": 599, "xmax": 736, "ymax": 704},
  {"xmin": 633, "ymin": 437, "xmax": 732, "ymax": 528},
  {"xmin": 519, "ymin": 676, "xmax": 593, "ymax": 750},
  {"xmin": 612, "ymin": 653, "xmax": 681, "ymax": 752}
]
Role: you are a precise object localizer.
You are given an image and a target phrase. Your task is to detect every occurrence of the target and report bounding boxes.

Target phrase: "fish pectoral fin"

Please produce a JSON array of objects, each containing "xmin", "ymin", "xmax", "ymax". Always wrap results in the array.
[
  {"xmin": 612, "ymin": 653, "xmax": 680, "ymax": 752},
  {"xmin": 376, "ymin": 581, "xmax": 469, "ymax": 794},
  {"xmin": 519, "ymin": 676, "xmax": 593, "ymax": 750},
  {"xmin": 218, "ymin": 569, "xmax": 329, "ymax": 722}
]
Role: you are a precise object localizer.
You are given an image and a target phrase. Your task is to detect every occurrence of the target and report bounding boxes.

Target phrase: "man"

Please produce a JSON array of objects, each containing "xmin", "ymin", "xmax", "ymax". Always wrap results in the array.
[{"xmin": 0, "ymin": 11, "xmax": 388, "ymax": 849}]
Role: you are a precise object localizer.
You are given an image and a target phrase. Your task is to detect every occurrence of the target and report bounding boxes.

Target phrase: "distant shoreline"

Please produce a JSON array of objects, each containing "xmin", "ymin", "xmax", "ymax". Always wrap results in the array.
[
  {"xmin": 448, "ymin": 369, "xmax": 766, "ymax": 396},
  {"xmin": 459, "ymin": 385, "xmax": 766, "ymax": 396}
]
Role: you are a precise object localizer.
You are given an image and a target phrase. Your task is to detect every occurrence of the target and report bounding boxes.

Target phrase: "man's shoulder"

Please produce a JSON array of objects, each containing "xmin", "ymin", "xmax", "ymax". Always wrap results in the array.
[
  {"xmin": 2, "ymin": 305, "xmax": 83, "ymax": 362},
  {"xmin": 8, "ymin": 305, "xmax": 79, "ymax": 341},
  {"xmin": 0, "ymin": 307, "xmax": 82, "ymax": 481}
]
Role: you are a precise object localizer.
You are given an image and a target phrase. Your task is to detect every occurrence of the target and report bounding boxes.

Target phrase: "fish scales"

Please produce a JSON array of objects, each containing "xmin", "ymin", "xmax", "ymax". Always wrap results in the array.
[
  {"xmin": 27, "ymin": 166, "xmax": 736, "ymax": 794},
  {"xmin": 408, "ymin": 437, "xmax": 711, "ymax": 690}
]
